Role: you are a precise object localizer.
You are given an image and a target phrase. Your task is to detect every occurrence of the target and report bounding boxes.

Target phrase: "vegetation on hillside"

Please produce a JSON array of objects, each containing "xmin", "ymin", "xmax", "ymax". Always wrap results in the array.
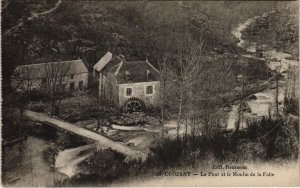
[
  {"xmin": 2, "ymin": 1, "xmax": 283, "ymax": 89},
  {"xmin": 242, "ymin": 2, "xmax": 298, "ymax": 58}
]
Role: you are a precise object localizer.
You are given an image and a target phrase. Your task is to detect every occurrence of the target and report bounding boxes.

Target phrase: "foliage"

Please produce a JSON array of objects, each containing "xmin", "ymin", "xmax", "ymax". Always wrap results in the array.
[
  {"xmin": 148, "ymin": 133, "xmax": 233, "ymax": 167},
  {"xmin": 43, "ymin": 145, "xmax": 59, "ymax": 167},
  {"xmin": 2, "ymin": 108, "xmax": 25, "ymax": 140},
  {"xmin": 55, "ymin": 131, "xmax": 90, "ymax": 150},
  {"xmin": 245, "ymin": 116, "xmax": 299, "ymax": 160},
  {"xmin": 148, "ymin": 116, "xmax": 298, "ymax": 167},
  {"xmin": 242, "ymin": 4, "xmax": 298, "ymax": 57},
  {"xmin": 284, "ymin": 97, "xmax": 299, "ymax": 116}
]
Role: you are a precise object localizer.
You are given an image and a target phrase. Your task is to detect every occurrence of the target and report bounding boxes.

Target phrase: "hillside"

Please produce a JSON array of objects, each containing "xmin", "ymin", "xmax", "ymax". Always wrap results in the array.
[{"xmin": 2, "ymin": 0, "xmax": 281, "ymax": 89}]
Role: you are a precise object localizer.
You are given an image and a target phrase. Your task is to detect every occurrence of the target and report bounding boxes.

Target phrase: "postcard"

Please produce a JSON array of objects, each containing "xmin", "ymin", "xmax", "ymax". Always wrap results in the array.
[{"xmin": 1, "ymin": 0, "xmax": 299, "ymax": 187}]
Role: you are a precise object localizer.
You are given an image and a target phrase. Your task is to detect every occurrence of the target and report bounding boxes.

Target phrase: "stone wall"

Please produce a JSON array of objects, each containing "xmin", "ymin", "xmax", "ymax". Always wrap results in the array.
[
  {"xmin": 12, "ymin": 72, "xmax": 89, "ymax": 92},
  {"xmin": 102, "ymin": 73, "xmax": 119, "ymax": 106},
  {"xmin": 97, "ymin": 72, "xmax": 119, "ymax": 106},
  {"xmin": 118, "ymin": 81, "xmax": 160, "ymax": 108}
]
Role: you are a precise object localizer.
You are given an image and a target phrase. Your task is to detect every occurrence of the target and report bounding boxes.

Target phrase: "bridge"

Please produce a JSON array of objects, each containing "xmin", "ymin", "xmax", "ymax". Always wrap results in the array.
[{"xmin": 24, "ymin": 110, "xmax": 147, "ymax": 161}]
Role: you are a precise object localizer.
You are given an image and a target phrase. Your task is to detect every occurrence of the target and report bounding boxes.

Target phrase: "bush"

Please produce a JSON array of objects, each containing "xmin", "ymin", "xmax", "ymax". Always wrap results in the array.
[
  {"xmin": 58, "ymin": 150, "xmax": 144, "ymax": 187},
  {"xmin": 43, "ymin": 145, "xmax": 59, "ymax": 167},
  {"xmin": 284, "ymin": 97, "xmax": 299, "ymax": 116},
  {"xmin": 147, "ymin": 132, "xmax": 236, "ymax": 168},
  {"xmin": 234, "ymin": 141, "xmax": 266, "ymax": 161},
  {"xmin": 55, "ymin": 131, "xmax": 90, "ymax": 150},
  {"xmin": 147, "ymin": 116, "xmax": 299, "ymax": 168},
  {"xmin": 29, "ymin": 103, "xmax": 46, "ymax": 112},
  {"xmin": 27, "ymin": 90, "xmax": 51, "ymax": 102},
  {"xmin": 148, "ymin": 138, "xmax": 185, "ymax": 167},
  {"xmin": 245, "ymin": 116, "xmax": 299, "ymax": 160}
]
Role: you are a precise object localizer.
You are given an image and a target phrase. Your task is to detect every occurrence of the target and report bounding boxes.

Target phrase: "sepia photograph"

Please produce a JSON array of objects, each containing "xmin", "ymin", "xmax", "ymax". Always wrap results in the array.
[{"xmin": 1, "ymin": 0, "xmax": 299, "ymax": 187}]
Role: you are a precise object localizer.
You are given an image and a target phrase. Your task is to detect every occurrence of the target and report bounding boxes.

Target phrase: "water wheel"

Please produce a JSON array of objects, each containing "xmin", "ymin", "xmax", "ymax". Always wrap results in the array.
[{"xmin": 123, "ymin": 97, "xmax": 146, "ymax": 112}]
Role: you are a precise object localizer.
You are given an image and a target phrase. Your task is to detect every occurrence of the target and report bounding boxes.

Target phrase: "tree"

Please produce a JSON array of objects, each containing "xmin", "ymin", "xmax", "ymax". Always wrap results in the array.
[
  {"xmin": 12, "ymin": 65, "xmax": 36, "ymax": 118},
  {"xmin": 43, "ymin": 62, "xmax": 71, "ymax": 117},
  {"xmin": 158, "ymin": 33, "xmax": 205, "ymax": 138},
  {"xmin": 175, "ymin": 35, "xmax": 205, "ymax": 138},
  {"xmin": 155, "ymin": 48, "xmax": 169, "ymax": 137}
]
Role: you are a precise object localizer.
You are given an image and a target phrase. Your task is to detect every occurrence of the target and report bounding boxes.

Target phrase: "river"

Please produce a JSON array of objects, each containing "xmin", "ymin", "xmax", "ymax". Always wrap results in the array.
[
  {"xmin": 227, "ymin": 12, "xmax": 299, "ymax": 130},
  {"xmin": 2, "ymin": 136, "xmax": 67, "ymax": 187}
]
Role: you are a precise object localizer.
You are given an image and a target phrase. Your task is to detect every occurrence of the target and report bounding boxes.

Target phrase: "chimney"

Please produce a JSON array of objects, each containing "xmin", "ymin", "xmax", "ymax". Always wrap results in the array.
[
  {"xmin": 125, "ymin": 70, "xmax": 131, "ymax": 80},
  {"xmin": 146, "ymin": 69, "xmax": 150, "ymax": 81}
]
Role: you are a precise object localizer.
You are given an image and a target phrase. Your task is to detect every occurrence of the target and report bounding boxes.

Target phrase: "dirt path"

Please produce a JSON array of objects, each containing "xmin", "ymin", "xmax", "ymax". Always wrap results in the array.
[
  {"xmin": 24, "ymin": 110, "xmax": 147, "ymax": 161},
  {"xmin": 3, "ymin": 0, "xmax": 62, "ymax": 37}
]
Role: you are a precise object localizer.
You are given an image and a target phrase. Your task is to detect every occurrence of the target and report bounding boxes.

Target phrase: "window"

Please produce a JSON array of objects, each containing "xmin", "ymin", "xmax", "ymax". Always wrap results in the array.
[
  {"xmin": 70, "ymin": 74, "xmax": 74, "ymax": 79},
  {"xmin": 70, "ymin": 82, "xmax": 75, "ymax": 91},
  {"xmin": 79, "ymin": 81, "xmax": 83, "ymax": 90},
  {"xmin": 146, "ymin": 85, "xmax": 153, "ymax": 94},
  {"xmin": 126, "ymin": 87, "xmax": 132, "ymax": 96},
  {"xmin": 41, "ymin": 78, "xmax": 47, "ymax": 85}
]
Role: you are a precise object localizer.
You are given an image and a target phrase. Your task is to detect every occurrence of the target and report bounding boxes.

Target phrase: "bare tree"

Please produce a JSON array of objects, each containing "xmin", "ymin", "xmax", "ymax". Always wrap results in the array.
[
  {"xmin": 43, "ymin": 62, "xmax": 71, "ymax": 117},
  {"xmin": 157, "ymin": 33, "xmax": 206, "ymax": 138},
  {"xmin": 147, "ymin": 32, "xmax": 176, "ymax": 137},
  {"xmin": 156, "ymin": 52, "xmax": 169, "ymax": 137},
  {"xmin": 12, "ymin": 66, "xmax": 35, "ymax": 118}
]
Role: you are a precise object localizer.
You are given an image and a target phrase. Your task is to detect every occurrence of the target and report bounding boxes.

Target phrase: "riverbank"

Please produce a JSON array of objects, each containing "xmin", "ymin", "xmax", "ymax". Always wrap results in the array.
[
  {"xmin": 1, "ymin": 117, "xmax": 93, "ymax": 187},
  {"xmin": 2, "ymin": 136, "xmax": 68, "ymax": 187}
]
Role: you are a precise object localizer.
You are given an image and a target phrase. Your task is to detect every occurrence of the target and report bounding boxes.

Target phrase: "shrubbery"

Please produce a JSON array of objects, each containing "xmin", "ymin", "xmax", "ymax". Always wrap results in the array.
[
  {"xmin": 148, "ymin": 116, "xmax": 298, "ymax": 166},
  {"xmin": 244, "ymin": 117, "xmax": 298, "ymax": 160},
  {"xmin": 55, "ymin": 131, "xmax": 91, "ymax": 150},
  {"xmin": 284, "ymin": 97, "xmax": 299, "ymax": 116}
]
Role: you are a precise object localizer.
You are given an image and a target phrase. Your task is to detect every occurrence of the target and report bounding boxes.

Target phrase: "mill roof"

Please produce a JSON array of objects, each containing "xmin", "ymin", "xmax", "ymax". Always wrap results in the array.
[{"xmin": 107, "ymin": 59, "xmax": 160, "ymax": 84}]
